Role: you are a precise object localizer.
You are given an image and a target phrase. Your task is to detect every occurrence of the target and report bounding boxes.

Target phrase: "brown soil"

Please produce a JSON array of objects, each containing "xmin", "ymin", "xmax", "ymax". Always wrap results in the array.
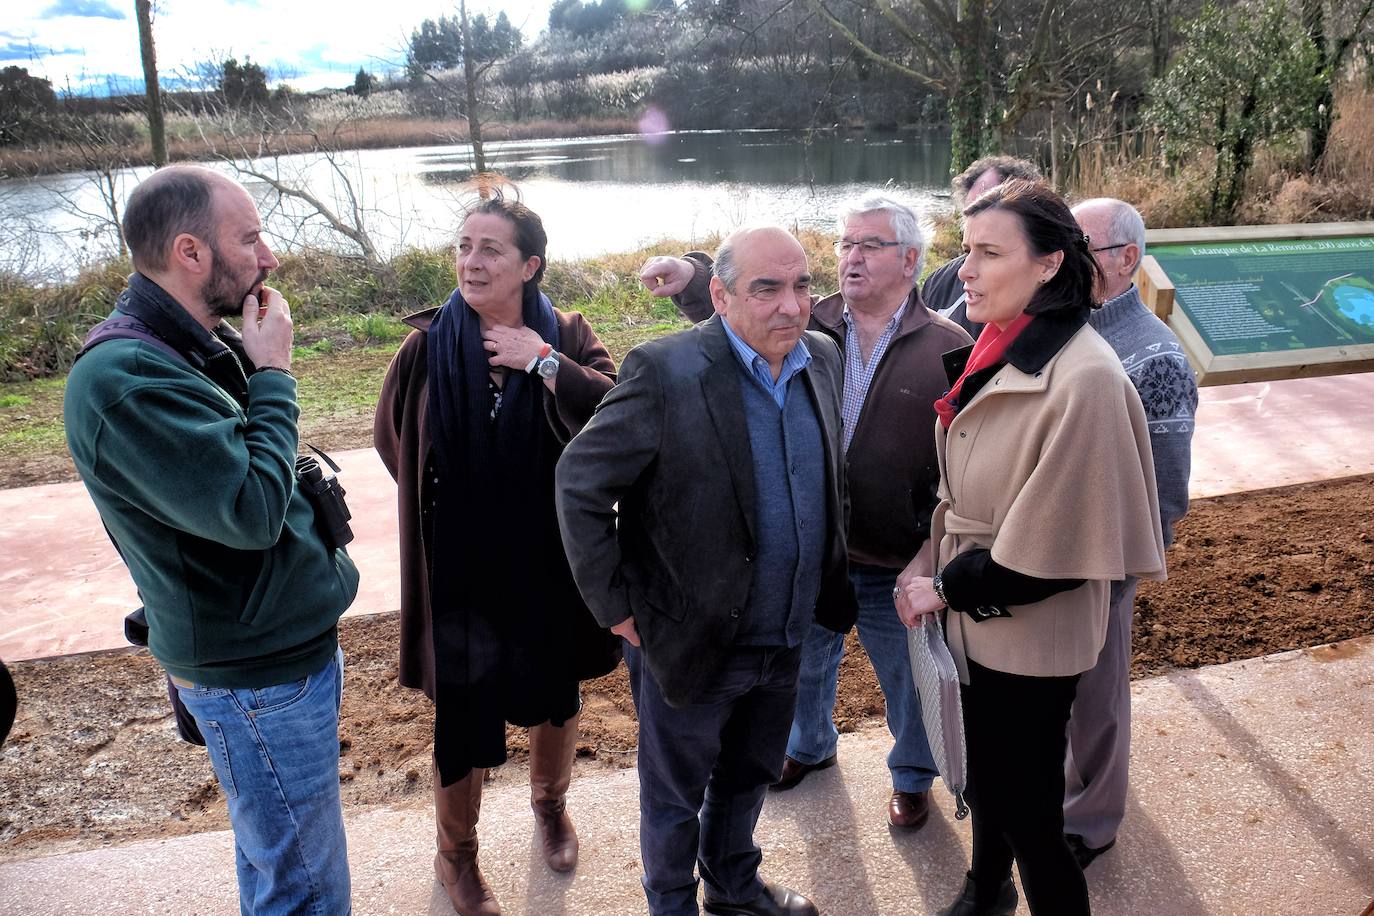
[{"xmin": 1, "ymin": 474, "xmax": 1371, "ymax": 863}]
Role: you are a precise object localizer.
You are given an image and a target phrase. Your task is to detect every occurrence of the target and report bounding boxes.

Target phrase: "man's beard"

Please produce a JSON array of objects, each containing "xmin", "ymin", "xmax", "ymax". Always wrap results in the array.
[{"xmin": 204, "ymin": 243, "xmax": 268, "ymax": 318}]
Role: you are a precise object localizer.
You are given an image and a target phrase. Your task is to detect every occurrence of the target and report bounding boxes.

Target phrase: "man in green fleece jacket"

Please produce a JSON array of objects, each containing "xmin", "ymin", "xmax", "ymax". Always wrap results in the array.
[{"xmin": 64, "ymin": 165, "xmax": 360, "ymax": 915}]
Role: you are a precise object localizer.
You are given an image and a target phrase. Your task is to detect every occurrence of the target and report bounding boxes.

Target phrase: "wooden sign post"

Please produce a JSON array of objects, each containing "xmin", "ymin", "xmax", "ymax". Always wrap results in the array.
[{"xmin": 1136, "ymin": 222, "xmax": 1374, "ymax": 385}]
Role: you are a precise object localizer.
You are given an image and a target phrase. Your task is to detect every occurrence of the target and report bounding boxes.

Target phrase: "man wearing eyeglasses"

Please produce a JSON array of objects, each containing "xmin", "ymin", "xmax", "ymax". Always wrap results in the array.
[
  {"xmin": 1063, "ymin": 197, "xmax": 1198, "ymax": 869},
  {"xmin": 640, "ymin": 193, "xmax": 972, "ymax": 831}
]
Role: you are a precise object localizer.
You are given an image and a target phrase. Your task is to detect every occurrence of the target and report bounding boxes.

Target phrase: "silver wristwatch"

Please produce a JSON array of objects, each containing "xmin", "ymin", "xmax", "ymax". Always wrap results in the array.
[
  {"xmin": 525, "ymin": 344, "xmax": 560, "ymax": 379},
  {"xmin": 534, "ymin": 350, "xmax": 560, "ymax": 379}
]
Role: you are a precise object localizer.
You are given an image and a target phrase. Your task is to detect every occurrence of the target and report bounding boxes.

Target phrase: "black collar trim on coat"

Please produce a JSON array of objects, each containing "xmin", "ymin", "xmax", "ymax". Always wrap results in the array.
[
  {"xmin": 1005, "ymin": 304, "xmax": 1091, "ymax": 374},
  {"xmin": 939, "ymin": 303, "xmax": 1091, "ymax": 386}
]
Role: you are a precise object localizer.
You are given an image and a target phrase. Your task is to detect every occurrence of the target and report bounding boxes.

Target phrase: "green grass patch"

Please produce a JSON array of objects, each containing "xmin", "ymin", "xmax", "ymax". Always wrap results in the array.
[
  {"xmin": 295, "ymin": 345, "xmax": 398, "ymax": 417},
  {"xmin": 341, "ymin": 313, "xmax": 407, "ymax": 345},
  {"xmin": 0, "ymin": 377, "xmax": 69, "ymax": 460},
  {"xmin": 0, "ymin": 229, "xmax": 856, "ymax": 480}
]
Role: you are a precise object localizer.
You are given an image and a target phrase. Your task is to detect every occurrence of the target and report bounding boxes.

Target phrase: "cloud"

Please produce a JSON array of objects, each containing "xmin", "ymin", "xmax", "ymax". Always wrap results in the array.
[
  {"xmin": 40, "ymin": 0, "xmax": 126, "ymax": 20},
  {"xmin": 0, "ymin": 38, "xmax": 84, "ymax": 60}
]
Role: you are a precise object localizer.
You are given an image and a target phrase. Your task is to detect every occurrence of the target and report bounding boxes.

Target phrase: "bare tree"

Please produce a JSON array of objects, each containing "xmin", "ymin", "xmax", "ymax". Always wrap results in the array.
[
  {"xmin": 232, "ymin": 147, "xmax": 383, "ymax": 264},
  {"xmin": 805, "ymin": 0, "xmax": 1145, "ymax": 173},
  {"xmin": 168, "ymin": 75, "xmax": 390, "ymax": 264},
  {"xmin": 459, "ymin": 0, "xmax": 487, "ymax": 174},
  {"xmin": 42, "ymin": 112, "xmax": 134, "ymax": 259},
  {"xmin": 135, "ymin": 0, "xmax": 166, "ymax": 166}
]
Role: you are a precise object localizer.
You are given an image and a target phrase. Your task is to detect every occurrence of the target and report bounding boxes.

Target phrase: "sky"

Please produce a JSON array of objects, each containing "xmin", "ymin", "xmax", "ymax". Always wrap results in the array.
[{"xmin": 2, "ymin": 0, "xmax": 555, "ymax": 95}]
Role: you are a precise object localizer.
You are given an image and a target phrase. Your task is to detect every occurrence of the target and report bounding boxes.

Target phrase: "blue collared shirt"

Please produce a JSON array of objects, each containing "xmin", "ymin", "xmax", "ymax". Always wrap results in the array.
[
  {"xmin": 839, "ymin": 302, "xmax": 907, "ymax": 453},
  {"xmin": 721, "ymin": 317, "xmax": 812, "ymax": 408}
]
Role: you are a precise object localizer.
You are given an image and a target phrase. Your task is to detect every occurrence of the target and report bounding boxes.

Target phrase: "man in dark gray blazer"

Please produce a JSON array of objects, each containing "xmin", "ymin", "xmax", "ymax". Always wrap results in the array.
[{"xmin": 556, "ymin": 226, "xmax": 856, "ymax": 916}]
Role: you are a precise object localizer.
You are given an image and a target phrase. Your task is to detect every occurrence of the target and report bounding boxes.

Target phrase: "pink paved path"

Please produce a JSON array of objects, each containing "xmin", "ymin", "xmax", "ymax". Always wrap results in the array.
[{"xmin": 3, "ymin": 373, "xmax": 1373, "ymax": 663}]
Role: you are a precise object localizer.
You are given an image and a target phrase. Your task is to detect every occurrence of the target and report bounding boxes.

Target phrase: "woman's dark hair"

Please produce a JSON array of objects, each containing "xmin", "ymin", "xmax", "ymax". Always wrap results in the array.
[
  {"xmin": 461, "ymin": 181, "xmax": 548, "ymax": 287},
  {"xmin": 963, "ymin": 178, "xmax": 1103, "ymax": 315}
]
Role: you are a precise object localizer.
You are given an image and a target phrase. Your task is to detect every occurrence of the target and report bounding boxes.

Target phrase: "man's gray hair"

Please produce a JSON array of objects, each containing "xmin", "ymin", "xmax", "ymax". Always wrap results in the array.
[
  {"xmin": 1075, "ymin": 198, "xmax": 1147, "ymax": 257},
  {"xmin": 836, "ymin": 191, "xmax": 930, "ymax": 278},
  {"xmin": 713, "ymin": 224, "xmax": 792, "ymax": 293},
  {"xmin": 714, "ymin": 234, "xmax": 742, "ymax": 293}
]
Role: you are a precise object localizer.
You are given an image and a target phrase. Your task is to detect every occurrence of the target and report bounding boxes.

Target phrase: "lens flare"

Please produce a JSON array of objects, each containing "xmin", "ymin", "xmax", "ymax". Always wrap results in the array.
[{"xmin": 638, "ymin": 107, "xmax": 671, "ymax": 145}]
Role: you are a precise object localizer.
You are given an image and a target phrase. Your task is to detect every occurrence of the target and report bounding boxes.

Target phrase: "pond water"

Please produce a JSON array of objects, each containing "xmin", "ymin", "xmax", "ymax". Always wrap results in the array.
[
  {"xmin": 0, "ymin": 128, "xmax": 956, "ymax": 278},
  {"xmin": 1332, "ymin": 283, "xmax": 1374, "ymax": 328}
]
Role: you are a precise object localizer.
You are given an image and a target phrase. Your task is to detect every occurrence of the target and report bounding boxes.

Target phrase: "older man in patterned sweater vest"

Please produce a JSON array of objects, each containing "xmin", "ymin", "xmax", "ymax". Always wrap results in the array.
[{"xmin": 1064, "ymin": 198, "xmax": 1199, "ymax": 869}]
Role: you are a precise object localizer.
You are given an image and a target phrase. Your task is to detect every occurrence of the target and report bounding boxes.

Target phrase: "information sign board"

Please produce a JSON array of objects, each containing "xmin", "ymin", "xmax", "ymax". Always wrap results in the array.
[{"xmin": 1137, "ymin": 223, "xmax": 1374, "ymax": 385}]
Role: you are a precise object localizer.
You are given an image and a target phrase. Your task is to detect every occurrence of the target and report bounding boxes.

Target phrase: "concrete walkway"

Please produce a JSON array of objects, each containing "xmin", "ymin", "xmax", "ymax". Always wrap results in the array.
[
  {"xmin": 2, "ymin": 636, "xmax": 1371, "ymax": 915},
  {"xmin": 4, "ymin": 372, "xmax": 1374, "ymax": 663}
]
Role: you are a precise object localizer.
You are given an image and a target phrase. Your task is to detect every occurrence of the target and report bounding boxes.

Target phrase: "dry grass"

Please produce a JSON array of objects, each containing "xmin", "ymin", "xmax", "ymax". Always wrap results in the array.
[
  {"xmin": 0, "ymin": 117, "xmax": 643, "ymax": 178},
  {"xmin": 1061, "ymin": 84, "xmax": 1374, "ymax": 227},
  {"xmin": 302, "ymin": 116, "xmax": 641, "ymax": 150},
  {"xmin": 1322, "ymin": 85, "xmax": 1374, "ymax": 182},
  {"xmin": 1064, "ymin": 125, "xmax": 1217, "ymax": 227},
  {"xmin": 1240, "ymin": 85, "xmax": 1374, "ymax": 224}
]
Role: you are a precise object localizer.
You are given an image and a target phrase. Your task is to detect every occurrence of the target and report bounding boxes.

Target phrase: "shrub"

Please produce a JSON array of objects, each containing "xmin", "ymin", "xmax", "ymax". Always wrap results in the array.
[
  {"xmin": 391, "ymin": 247, "xmax": 454, "ymax": 312},
  {"xmin": 0, "ymin": 258, "xmax": 128, "ymax": 380},
  {"xmin": 342, "ymin": 313, "xmax": 407, "ymax": 345}
]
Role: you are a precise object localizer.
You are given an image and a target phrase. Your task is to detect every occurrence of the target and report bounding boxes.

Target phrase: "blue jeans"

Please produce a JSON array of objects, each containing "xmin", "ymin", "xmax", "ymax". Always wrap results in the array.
[
  {"xmin": 175, "ymin": 648, "xmax": 351, "ymax": 916},
  {"xmin": 787, "ymin": 563, "xmax": 938, "ymax": 793},
  {"xmin": 625, "ymin": 642, "xmax": 802, "ymax": 916}
]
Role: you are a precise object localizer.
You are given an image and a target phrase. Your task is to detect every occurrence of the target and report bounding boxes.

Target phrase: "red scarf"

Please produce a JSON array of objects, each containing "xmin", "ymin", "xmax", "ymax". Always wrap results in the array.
[{"xmin": 934, "ymin": 312, "xmax": 1035, "ymax": 428}]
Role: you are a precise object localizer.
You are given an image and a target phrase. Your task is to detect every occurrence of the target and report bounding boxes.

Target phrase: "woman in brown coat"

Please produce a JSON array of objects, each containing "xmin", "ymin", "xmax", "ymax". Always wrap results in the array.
[
  {"xmin": 897, "ymin": 180, "xmax": 1166, "ymax": 916},
  {"xmin": 374, "ymin": 192, "xmax": 619, "ymax": 916}
]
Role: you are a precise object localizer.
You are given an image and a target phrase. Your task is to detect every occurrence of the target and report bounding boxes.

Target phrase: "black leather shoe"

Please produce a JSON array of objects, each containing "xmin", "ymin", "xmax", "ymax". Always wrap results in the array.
[
  {"xmin": 704, "ymin": 882, "xmax": 818, "ymax": 916},
  {"xmin": 934, "ymin": 871, "xmax": 1017, "ymax": 916},
  {"xmin": 887, "ymin": 789, "xmax": 930, "ymax": 830},
  {"xmin": 770, "ymin": 754, "xmax": 837, "ymax": 791},
  {"xmin": 1066, "ymin": 832, "xmax": 1116, "ymax": 870}
]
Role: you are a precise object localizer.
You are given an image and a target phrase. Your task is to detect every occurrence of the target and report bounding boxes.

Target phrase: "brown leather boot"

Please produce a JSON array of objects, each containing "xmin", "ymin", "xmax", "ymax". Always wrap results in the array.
[
  {"xmin": 433, "ymin": 766, "xmax": 501, "ymax": 915},
  {"xmin": 528, "ymin": 712, "xmax": 580, "ymax": 873}
]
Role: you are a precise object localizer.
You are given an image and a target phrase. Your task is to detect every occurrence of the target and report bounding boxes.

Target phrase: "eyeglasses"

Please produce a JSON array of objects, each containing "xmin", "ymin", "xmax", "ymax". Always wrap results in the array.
[
  {"xmin": 834, "ymin": 238, "xmax": 903, "ymax": 257},
  {"xmin": 1090, "ymin": 243, "xmax": 1129, "ymax": 254}
]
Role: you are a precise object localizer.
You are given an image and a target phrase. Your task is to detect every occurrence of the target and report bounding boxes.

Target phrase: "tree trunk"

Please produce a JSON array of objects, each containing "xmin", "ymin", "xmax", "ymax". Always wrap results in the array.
[
  {"xmin": 949, "ymin": 0, "xmax": 990, "ymax": 174},
  {"xmin": 1302, "ymin": 0, "xmax": 1333, "ymax": 169},
  {"xmin": 1209, "ymin": 98, "xmax": 1228, "ymax": 223},
  {"xmin": 1049, "ymin": 99, "xmax": 1060, "ymax": 189},
  {"xmin": 135, "ymin": 0, "xmax": 166, "ymax": 167},
  {"xmin": 459, "ymin": 0, "xmax": 487, "ymax": 178},
  {"xmin": 1148, "ymin": 0, "xmax": 1173, "ymax": 79},
  {"xmin": 1221, "ymin": 86, "xmax": 1260, "ymax": 223}
]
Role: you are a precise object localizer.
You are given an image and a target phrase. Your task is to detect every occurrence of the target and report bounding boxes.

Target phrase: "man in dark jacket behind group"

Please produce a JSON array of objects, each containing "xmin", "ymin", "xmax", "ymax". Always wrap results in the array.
[
  {"xmin": 920, "ymin": 155, "xmax": 1044, "ymax": 336},
  {"xmin": 63, "ymin": 165, "xmax": 360, "ymax": 914},
  {"xmin": 641, "ymin": 192, "xmax": 972, "ymax": 830}
]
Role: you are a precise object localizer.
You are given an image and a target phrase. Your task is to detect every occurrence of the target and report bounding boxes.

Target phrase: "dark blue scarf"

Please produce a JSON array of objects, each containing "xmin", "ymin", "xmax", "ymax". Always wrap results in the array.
[{"xmin": 425, "ymin": 283, "xmax": 559, "ymax": 480}]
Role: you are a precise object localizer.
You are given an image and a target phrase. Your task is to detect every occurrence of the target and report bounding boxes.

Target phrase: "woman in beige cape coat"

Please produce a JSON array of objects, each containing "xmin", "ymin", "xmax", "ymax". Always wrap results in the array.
[{"xmin": 897, "ymin": 180, "xmax": 1166, "ymax": 916}]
